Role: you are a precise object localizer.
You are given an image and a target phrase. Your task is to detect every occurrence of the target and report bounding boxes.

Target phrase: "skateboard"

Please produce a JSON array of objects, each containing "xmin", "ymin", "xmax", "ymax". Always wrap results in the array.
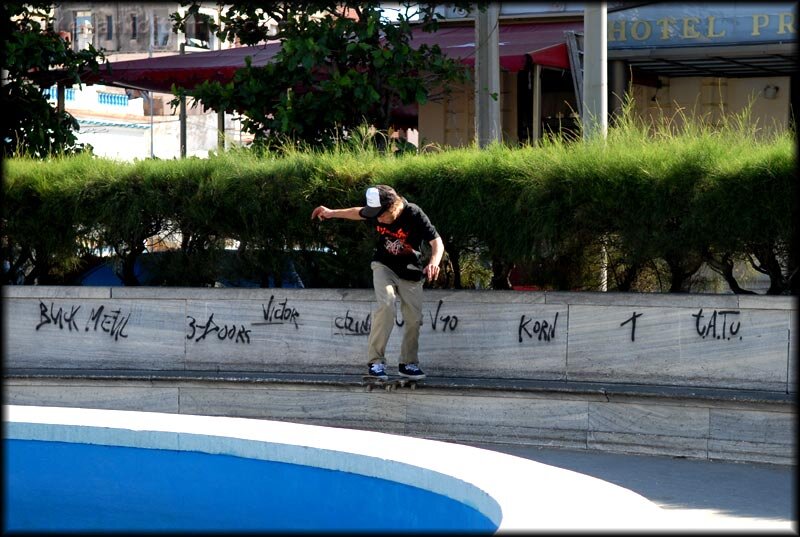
[{"xmin": 362, "ymin": 375, "xmax": 422, "ymax": 392}]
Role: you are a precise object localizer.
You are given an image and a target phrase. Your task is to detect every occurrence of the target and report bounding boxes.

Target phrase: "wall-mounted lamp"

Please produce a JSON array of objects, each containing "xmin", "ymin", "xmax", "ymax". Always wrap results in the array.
[{"xmin": 763, "ymin": 84, "xmax": 779, "ymax": 100}]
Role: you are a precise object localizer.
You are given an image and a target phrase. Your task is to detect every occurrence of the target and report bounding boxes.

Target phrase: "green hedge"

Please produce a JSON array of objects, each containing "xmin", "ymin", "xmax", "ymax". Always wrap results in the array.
[{"xmin": 2, "ymin": 126, "xmax": 796, "ymax": 293}]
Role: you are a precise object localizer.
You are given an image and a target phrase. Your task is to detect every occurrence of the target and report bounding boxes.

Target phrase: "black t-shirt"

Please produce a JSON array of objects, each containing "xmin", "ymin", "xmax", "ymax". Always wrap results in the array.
[{"xmin": 364, "ymin": 201, "xmax": 439, "ymax": 281}]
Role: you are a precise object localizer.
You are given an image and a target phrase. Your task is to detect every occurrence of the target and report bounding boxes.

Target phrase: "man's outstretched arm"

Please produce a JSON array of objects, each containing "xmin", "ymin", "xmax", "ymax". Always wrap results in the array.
[{"xmin": 311, "ymin": 206, "xmax": 364, "ymax": 221}]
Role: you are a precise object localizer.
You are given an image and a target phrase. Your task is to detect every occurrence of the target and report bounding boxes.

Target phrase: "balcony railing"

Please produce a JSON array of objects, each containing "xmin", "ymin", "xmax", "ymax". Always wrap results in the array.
[
  {"xmin": 97, "ymin": 92, "xmax": 129, "ymax": 107},
  {"xmin": 43, "ymin": 85, "xmax": 75, "ymax": 101}
]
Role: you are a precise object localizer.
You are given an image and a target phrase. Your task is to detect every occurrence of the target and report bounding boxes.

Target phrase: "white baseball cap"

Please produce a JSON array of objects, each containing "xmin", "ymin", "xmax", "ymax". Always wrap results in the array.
[{"xmin": 359, "ymin": 185, "xmax": 398, "ymax": 218}]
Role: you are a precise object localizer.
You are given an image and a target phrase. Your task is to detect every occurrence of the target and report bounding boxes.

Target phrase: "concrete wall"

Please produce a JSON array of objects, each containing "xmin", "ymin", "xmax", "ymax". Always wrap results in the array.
[
  {"xmin": 4, "ymin": 286, "xmax": 796, "ymax": 464},
  {"xmin": 5, "ymin": 286, "xmax": 795, "ymax": 391},
  {"xmin": 644, "ymin": 75, "xmax": 791, "ymax": 138}
]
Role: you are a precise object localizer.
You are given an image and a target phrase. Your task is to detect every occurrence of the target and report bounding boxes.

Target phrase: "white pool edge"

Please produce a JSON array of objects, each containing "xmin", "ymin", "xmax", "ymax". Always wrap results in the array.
[{"xmin": 4, "ymin": 405, "xmax": 673, "ymax": 532}]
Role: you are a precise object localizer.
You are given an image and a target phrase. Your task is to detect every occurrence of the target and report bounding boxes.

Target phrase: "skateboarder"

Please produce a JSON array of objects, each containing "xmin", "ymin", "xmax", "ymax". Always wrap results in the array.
[{"xmin": 311, "ymin": 184, "xmax": 443, "ymax": 381}]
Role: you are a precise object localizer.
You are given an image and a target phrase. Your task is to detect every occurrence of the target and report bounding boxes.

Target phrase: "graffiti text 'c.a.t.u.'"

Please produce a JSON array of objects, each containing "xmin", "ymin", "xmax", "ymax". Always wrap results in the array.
[{"xmin": 692, "ymin": 308, "xmax": 742, "ymax": 340}]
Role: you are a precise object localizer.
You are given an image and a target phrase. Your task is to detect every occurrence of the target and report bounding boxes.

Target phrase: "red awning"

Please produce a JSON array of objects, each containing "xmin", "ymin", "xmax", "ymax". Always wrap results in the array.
[
  {"xmin": 529, "ymin": 42, "xmax": 571, "ymax": 70},
  {"xmin": 81, "ymin": 20, "xmax": 580, "ymax": 94},
  {"xmin": 86, "ymin": 43, "xmax": 281, "ymax": 93}
]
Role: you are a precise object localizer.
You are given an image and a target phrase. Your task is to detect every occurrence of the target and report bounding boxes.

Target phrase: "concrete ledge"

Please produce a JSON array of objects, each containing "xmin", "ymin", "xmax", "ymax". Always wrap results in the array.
[
  {"xmin": 2, "ymin": 286, "xmax": 111, "ymax": 299},
  {"xmin": 6, "ymin": 286, "xmax": 796, "ymax": 308},
  {"xmin": 5, "ymin": 375, "xmax": 795, "ymax": 465},
  {"xmin": 4, "ymin": 369, "xmax": 795, "ymax": 404},
  {"xmin": 5, "ymin": 404, "xmax": 676, "ymax": 532}
]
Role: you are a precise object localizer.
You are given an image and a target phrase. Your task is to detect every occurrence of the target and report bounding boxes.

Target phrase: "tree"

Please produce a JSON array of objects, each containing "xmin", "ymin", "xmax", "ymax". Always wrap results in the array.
[
  {"xmin": 170, "ymin": 1, "xmax": 481, "ymax": 149},
  {"xmin": 1, "ymin": 2, "xmax": 104, "ymax": 158}
]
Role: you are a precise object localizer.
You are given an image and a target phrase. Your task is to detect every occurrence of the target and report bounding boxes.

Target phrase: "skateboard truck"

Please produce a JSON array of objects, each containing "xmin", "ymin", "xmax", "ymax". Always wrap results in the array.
[{"xmin": 362, "ymin": 375, "xmax": 421, "ymax": 392}]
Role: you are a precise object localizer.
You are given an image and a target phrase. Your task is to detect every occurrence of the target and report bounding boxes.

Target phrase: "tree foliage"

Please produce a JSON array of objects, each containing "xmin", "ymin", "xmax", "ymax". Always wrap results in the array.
[
  {"xmin": 170, "ymin": 1, "xmax": 481, "ymax": 149},
  {"xmin": 1, "ymin": 2, "xmax": 104, "ymax": 158}
]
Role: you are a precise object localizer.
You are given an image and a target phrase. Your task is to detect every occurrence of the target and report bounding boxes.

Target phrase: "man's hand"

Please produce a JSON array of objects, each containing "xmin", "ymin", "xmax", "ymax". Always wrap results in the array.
[
  {"xmin": 311, "ymin": 206, "xmax": 364, "ymax": 221},
  {"xmin": 311, "ymin": 206, "xmax": 331, "ymax": 221},
  {"xmin": 423, "ymin": 263, "xmax": 440, "ymax": 282},
  {"xmin": 425, "ymin": 236, "xmax": 444, "ymax": 282}
]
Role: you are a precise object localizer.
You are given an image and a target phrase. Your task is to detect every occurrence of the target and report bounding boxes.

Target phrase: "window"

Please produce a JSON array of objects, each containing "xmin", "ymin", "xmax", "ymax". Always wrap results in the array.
[
  {"xmin": 153, "ymin": 11, "xmax": 172, "ymax": 47},
  {"xmin": 131, "ymin": 14, "xmax": 138, "ymax": 39},
  {"xmin": 74, "ymin": 12, "xmax": 93, "ymax": 50},
  {"xmin": 185, "ymin": 13, "xmax": 210, "ymax": 48},
  {"xmin": 106, "ymin": 15, "xmax": 113, "ymax": 41}
]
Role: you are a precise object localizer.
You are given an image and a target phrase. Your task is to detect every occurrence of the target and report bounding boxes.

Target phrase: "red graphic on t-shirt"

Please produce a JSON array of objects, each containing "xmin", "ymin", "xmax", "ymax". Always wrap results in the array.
[{"xmin": 376, "ymin": 225, "xmax": 412, "ymax": 255}]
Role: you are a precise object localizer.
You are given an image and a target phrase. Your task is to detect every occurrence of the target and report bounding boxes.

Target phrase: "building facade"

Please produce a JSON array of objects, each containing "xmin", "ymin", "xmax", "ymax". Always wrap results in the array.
[
  {"xmin": 50, "ymin": 2, "xmax": 248, "ymax": 160},
  {"xmin": 48, "ymin": 2, "xmax": 796, "ymax": 159},
  {"xmin": 418, "ymin": 2, "xmax": 796, "ymax": 147}
]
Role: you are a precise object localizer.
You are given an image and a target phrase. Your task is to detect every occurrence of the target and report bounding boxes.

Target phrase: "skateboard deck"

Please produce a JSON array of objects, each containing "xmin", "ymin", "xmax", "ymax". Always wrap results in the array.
[{"xmin": 362, "ymin": 375, "xmax": 422, "ymax": 391}]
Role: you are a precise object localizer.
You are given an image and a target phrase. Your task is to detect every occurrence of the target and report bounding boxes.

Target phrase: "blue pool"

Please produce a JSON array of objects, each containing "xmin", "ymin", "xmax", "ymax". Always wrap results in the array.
[{"xmin": 4, "ymin": 439, "xmax": 496, "ymax": 532}]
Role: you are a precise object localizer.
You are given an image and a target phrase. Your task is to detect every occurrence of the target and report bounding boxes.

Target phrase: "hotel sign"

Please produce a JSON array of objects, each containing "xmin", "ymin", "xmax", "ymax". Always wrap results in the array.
[{"xmin": 607, "ymin": 2, "xmax": 797, "ymax": 49}]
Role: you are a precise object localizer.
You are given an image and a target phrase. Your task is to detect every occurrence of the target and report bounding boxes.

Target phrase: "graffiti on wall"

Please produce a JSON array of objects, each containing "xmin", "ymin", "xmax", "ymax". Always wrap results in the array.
[
  {"xmin": 255, "ymin": 295, "xmax": 301, "ymax": 329},
  {"xmin": 334, "ymin": 310, "xmax": 371, "ymax": 336},
  {"xmin": 32, "ymin": 299, "xmax": 756, "ymax": 351},
  {"xmin": 618, "ymin": 308, "xmax": 744, "ymax": 342},
  {"xmin": 518, "ymin": 312, "xmax": 559, "ymax": 343},
  {"xmin": 35, "ymin": 301, "xmax": 130, "ymax": 341},
  {"xmin": 186, "ymin": 313, "xmax": 251, "ymax": 344}
]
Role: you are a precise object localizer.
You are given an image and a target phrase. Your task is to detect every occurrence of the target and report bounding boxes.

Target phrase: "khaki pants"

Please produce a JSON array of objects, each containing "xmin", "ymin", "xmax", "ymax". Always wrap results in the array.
[{"xmin": 367, "ymin": 261, "xmax": 424, "ymax": 366}]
